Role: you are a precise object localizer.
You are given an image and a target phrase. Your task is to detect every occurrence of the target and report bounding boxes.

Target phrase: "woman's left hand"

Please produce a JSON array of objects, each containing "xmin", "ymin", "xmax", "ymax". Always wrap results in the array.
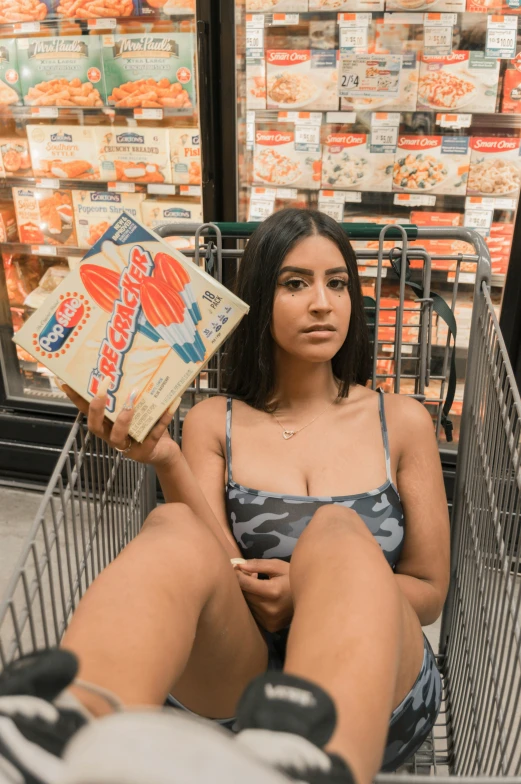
[{"xmin": 235, "ymin": 559, "xmax": 293, "ymax": 634}]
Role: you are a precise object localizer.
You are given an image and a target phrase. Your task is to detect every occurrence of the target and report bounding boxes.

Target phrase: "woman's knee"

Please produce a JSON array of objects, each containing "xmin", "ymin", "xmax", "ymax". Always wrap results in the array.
[{"xmin": 141, "ymin": 503, "xmax": 219, "ymax": 557}]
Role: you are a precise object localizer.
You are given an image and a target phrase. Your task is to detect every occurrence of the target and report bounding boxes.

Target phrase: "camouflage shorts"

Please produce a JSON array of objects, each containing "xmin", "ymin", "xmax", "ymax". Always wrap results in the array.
[{"xmin": 166, "ymin": 633, "xmax": 441, "ymax": 773}]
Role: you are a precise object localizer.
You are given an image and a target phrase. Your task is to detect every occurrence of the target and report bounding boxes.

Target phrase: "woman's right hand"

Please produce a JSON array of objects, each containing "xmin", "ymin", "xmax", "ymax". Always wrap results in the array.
[{"xmin": 59, "ymin": 376, "xmax": 181, "ymax": 468}]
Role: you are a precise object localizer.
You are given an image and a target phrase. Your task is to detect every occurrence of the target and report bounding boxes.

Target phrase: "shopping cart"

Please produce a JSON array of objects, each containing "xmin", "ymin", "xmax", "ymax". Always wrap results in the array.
[{"xmin": 1, "ymin": 222, "xmax": 520, "ymax": 783}]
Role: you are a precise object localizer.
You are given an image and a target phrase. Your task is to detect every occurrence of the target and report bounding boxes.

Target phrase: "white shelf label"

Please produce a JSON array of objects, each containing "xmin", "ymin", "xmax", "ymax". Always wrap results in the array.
[
  {"xmin": 337, "ymin": 12, "xmax": 372, "ymax": 24},
  {"xmin": 340, "ymin": 25, "xmax": 369, "ymax": 53},
  {"xmin": 466, "ymin": 195, "xmax": 517, "ymax": 211},
  {"xmin": 179, "ymin": 185, "xmax": 202, "ymax": 197},
  {"xmin": 246, "ymin": 110, "xmax": 255, "ymax": 151},
  {"xmin": 319, "ymin": 190, "xmax": 346, "ymax": 204},
  {"xmin": 14, "ymin": 21, "xmax": 40, "ymax": 32},
  {"xmin": 340, "ymin": 54, "xmax": 401, "ymax": 98},
  {"xmin": 319, "ymin": 201, "xmax": 345, "ymax": 221},
  {"xmin": 147, "ymin": 184, "xmax": 177, "ymax": 195},
  {"xmin": 249, "ymin": 187, "xmax": 276, "ymax": 221},
  {"xmin": 423, "ymin": 18, "xmax": 453, "ymax": 56},
  {"xmin": 278, "ymin": 111, "xmax": 322, "ymax": 125},
  {"xmin": 486, "ymin": 16, "xmax": 517, "ymax": 59},
  {"xmin": 246, "ymin": 27, "xmax": 264, "ymax": 51},
  {"xmin": 394, "ymin": 193, "xmax": 436, "ymax": 207},
  {"xmin": 246, "ymin": 14, "xmax": 265, "ymax": 27},
  {"xmin": 436, "ymin": 113, "xmax": 472, "ymax": 128},
  {"xmin": 276, "ymin": 188, "xmax": 298, "ymax": 199},
  {"xmin": 134, "ymin": 108, "xmax": 163, "ymax": 120},
  {"xmin": 371, "ymin": 126, "xmax": 398, "ymax": 150},
  {"xmin": 371, "ymin": 112, "xmax": 400, "ymax": 127},
  {"xmin": 30, "ymin": 107, "xmax": 58, "ymax": 118},
  {"xmin": 108, "ymin": 182, "xmax": 136, "ymax": 193},
  {"xmin": 464, "ymin": 207, "xmax": 493, "ymax": 234},
  {"xmin": 344, "ymin": 191, "xmax": 363, "ymax": 203},
  {"xmin": 271, "ymin": 13, "xmax": 299, "ymax": 24},
  {"xmin": 326, "ymin": 111, "xmax": 357, "ymax": 123},
  {"xmin": 31, "ymin": 245, "xmax": 57, "ymax": 256},
  {"xmin": 295, "ymin": 124, "xmax": 321, "ymax": 150},
  {"xmin": 383, "ymin": 12, "xmax": 417, "ymax": 22},
  {"xmin": 35, "ymin": 178, "xmax": 60, "ymax": 190},
  {"xmin": 88, "ymin": 17, "xmax": 116, "ymax": 28},
  {"xmin": 493, "ymin": 197, "xmax": 517, "ymax": 210}
]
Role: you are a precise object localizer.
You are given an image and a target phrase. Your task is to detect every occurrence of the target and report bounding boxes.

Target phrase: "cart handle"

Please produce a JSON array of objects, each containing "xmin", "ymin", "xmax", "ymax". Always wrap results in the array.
[{"xmin": 213, "ymin": 222, "xmax": 419, "ymax": 240}]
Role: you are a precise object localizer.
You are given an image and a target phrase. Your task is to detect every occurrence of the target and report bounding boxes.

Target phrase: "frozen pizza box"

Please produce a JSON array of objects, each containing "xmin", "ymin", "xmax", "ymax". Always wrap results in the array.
[
  {"xmin": 0, "ymin": 137, "xmax": 32, "ymax": 177},
  {"xmin": 246, "ymin": 1, "xmax": 308, "ymax": 10},
  {"xmin": 410, "ymin": 210, "xmax": 463, "ymax": 226},
  {"xmin": 72, "ymin": 191, "xmax": 145, "ymax": 248},
  {"xmin": 253, "ymin": 128, "xmax": 321, "ymax": 189},
  {"xmin": 0, "ymin": 40, "xmax": 22, "ymax": 107},
  {"xmin": 96, "ymin": 127, "xmax": 171, "ymax": 184},
  {"xmin": 13, "ymin": 187, "xmax": 77, "ymax": 247},
  {"xmin": 266, "ymin": 50, "xmax": 339, "ymax": 112},
  {"xmin": 141, "ymin": 199, "xmax": 203, "ymax": 230},
  {"xmin": 17, "ymin": 36, "xmax": 106, "ymax": 108},
  {"xmin": 102, "ymin": 33, "xmax": 195, "ymax": 109},
  {"xmin": 393, "ymin": 135, "xmax": 470, "ymax": 195},
  {"xmin": 13, "ymin": 213, "xmax": 249, "ymax": 442},
  {"xmin": 169, "ymin": 128, "xmax": 201, "ymax": 186},
  {"xmin": 341, "ymin": 52, "xmax": 418, "ymax": 112},
  {"xmin": 28, "ymin": 125, "xmax": 100, "ymax": 181},
  {"xmin": 467, "ymin": 137, "xmax": 521, "ymax": 197},
  {"xmin": 417, "ymin": 52, "xmax": 500, "ymax": 114},
  {"xmin": 321, "ymin": 132, "xmax": 393, "ymax": 192}
]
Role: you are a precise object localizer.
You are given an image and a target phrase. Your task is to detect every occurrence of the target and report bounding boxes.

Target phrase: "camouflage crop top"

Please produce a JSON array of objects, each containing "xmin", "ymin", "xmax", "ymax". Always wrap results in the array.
[{"xmin": 225, "ymin": 390, "xmax": 405, "ymax": 569}]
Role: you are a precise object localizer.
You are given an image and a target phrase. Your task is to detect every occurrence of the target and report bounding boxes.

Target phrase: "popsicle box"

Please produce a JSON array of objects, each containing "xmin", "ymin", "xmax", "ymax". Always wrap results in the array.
[{"xmin": 13, "ymin": 213, "xmax": 250, "ymax": 442}]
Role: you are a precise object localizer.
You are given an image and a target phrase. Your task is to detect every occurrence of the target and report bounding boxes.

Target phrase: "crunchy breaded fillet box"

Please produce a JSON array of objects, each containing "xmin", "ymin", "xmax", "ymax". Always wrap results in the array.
[{"xmin": 13, "ymin": 213, "xmax": 249, "ymax": 442}]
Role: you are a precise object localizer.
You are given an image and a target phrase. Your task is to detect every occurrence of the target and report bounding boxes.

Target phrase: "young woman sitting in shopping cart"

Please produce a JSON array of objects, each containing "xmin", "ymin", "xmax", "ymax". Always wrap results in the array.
[{"xmin": 0, "ymin": 208, "xmax": 450, "ymax": 784}]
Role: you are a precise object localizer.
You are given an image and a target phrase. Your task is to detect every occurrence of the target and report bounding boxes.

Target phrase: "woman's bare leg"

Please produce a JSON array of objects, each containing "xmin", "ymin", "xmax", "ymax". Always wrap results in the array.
[
  {"xmin": 285, "ymin": 505, "xmax": 425, "ymax": 784},
  {"xmin": 62, "ymin": 503, "xmax": 268, "ymax": 719}
]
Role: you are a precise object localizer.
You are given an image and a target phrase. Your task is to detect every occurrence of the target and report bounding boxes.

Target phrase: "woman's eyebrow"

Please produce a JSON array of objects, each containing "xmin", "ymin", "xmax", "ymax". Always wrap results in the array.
[{"xmin": 278, "ymin": 266, "xmax": 348, "ymax": 276}]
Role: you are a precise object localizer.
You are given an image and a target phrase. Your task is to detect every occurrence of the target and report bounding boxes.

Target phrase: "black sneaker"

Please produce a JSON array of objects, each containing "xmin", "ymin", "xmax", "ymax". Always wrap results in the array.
[
  {"xmin": 235, "ymin": 672, "xmax": 356, "ymax": 784},
  {"xmin": 0, "ymin": 649, "xmax": 87, "ymax": 784}
]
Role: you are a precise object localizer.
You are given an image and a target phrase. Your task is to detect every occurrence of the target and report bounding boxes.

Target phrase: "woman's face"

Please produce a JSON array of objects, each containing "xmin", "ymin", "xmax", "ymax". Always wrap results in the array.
[{"xmin": 271, "ymin": 234, "xmax": 351, "ymax": 363}]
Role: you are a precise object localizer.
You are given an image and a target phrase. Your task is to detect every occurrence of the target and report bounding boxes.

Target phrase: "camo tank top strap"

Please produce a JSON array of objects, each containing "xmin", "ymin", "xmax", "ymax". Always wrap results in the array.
[
  {"xmin": 378, "ymin": 389, "xmax": 392, "ymax": 484},
  {"xmin": 226, "ymin": 397, "xmax": 233, "ymax": 482}
]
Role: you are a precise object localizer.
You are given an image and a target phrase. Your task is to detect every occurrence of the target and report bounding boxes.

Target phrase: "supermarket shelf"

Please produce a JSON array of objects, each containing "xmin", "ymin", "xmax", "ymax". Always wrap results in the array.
[
  {"xmin": 0, "ymin": 177, "xmax": 148, "ymax": 193},
  {"xmin": 1, "ymin": 105, "xmax": 194, "ymax": 120},
  {"xmin": 0, "ymin": 242, "xmax": 85, "ymax": 257},
  {"xmin": 0, "ymin": 10, "xmax": 194, "ymax": 34}
]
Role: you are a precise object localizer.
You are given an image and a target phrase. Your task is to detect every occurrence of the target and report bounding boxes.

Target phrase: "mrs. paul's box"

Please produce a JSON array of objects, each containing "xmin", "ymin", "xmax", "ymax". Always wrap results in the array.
[{"xmin": 13, "ymin": 213, "xmax": 249, "ymax": 442}]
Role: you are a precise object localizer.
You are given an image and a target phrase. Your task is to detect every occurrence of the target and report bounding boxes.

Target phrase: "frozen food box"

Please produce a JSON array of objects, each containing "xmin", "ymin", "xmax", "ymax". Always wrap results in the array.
[
  {"xmin": 0, "ymin": 138, "xmax": 32, "ymax": 177},
  {"xmin": 417, "ymin": 52, "xmax": 500, "ymax": 114},
  {"xmin": 385, "ymin": 0, "xmax": 464, "ymax": 11},
  {"xmin": 72, "ymin": 191, "xmax": 145, "ymax": 248},
  {"xmin": 13, "ymin": 213, "xmax": 250, "ymax": 442},
  {"xmin": 246, "ymin": 54, "xmax": 266, "ymax": 110},
  {"xmin": 467, "ymin": 137, "xmax": 521, "ymax": 197},
  {"xmin": 0, "ymin": 0, "xmax": 52, "ymax": 24},
  {"xmin": 56, "ymin": 0, "xmax": 138, "ymax": 19},
  {"xmin": 0, "ymin": 41, "xmax": 23, "ymax": 107},
  {"xmin": 169, "ymin": 128, "xmax": 201, "ymax": 185},
  {"xmin": 141, "ymin": 199, "xmax": 203, "ymax": 231},
  {"xmin": 13, "ymin": 187, "xmax": 77, "ymax": 247},
  {"xmin": 0, "ymin": 201, "xmax": 18, "ymax": 243},
  {"xmin": 96, "ymin": 127, "xmax": 171, "ymax": 184},
  {"xmin": 17, "ymin": 36, "xmax": 106, "ymax": 108},
  {"xmin": 466, "ymin": 0, "xmax": 521, "ymax": 13},
  {"xmin": 502, "ymin": 68, "xmax": 521, "ymax": 114},
  {"xmin": 309, "ymin": 0, "xmax": 383, "ymax": 8},
  {"xmin": 141, "ymin": 0, "xmax": 195, "ymax": 16},
  {"xmin": 253, "ymin": 128, "xmax": 321, "ymax": 189},
  {"xmin": 28, "ymin": 125, "xmax": 100, "ymax": 181},
  {"xmin": 321, "ymin": 132, "xmax": 394, "ymax": 192},
  {"xmin": 341, "ymin": 52, "xmax": 418, "ymax": 112},
  {"xmin": 103, "ymin": 33, "xmax": 195, "ymax": 109},
  {"xmin": 266, "ymin": 50, "xmax": 339, "ymax": 111},
  {"xmin": 246, "ymin": 1, "xmax": 308, "ymax": 10},
  {"xmin": 393, "ymin": 135, "xmax": 470, "ymax": 195}
]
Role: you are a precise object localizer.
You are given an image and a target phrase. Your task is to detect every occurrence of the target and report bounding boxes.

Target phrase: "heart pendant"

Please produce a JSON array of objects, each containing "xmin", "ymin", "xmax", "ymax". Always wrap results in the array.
[{"xmin": 283, "ymin": 430, "xmax": 295, "ymax": 440}]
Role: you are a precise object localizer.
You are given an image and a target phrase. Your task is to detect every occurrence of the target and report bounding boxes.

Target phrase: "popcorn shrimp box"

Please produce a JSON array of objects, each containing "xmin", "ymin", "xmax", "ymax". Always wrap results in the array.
[
  {"xmin": 72, "ymin": 191, "xmax": 145, "ymax": 248},
  {"xmin": 102, "ymin": 33, "xmax": 195, "ymax": 110},
  {"xmin": 417, "ymin": 52, "xmax": 500, "ymax": 114},
  {"xmin": 96, "ymin": 127, "xmax": 171, "ymax": 184},
  {"xmin": 28, "ymin": 125, "xmax": 99, "ymax": 181},
  {"xmin": 13, "ymin": 187, "xmax": 77, "ymax": 247},
  {"xmin": 246, "ymin": 1, "xmax": 309, "ymax": 10},
  {"xmin": 321, "ymin": 133, "xmax": 394, "ymax": 192},
  {"xmin": 17, "ymin": 36, "xmax": 106, "ymax": 108},
  {"xmin": 253, "ymin": 129, "xmax": 322, "ymax": 189},
  {"xmin": 0, "ymin": 0, "xmax": 52, "ymax": 25},
  {"xmin": 13, "ymin": 213, "xmax": 250, "ymax": 442},
  {"xmin": 266, "ymin": 50, "xmax": 339, "ymax": 111},
  {"xmin": 141, "ymin": 199, "xmax": 203, "ymax": 230},
  {"xmin": 467, "ymin": 137, "xmax": 521, "ymax": 197},
  {"xmin": 169, "ymin": 128, "xmax": 201, "ymax": 186},
  {"xmin": 393, "ymin": 136, "xmax": 470, "ymax": 195},
  {"xmin": 0, "ymin": 40, "xmax": 23, "ymax": 107}
]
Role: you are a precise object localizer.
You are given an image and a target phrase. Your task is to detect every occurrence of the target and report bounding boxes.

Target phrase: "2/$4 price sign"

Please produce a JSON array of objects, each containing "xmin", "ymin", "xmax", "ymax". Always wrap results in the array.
[{"xmin": 339, "ymin": 54, "xmax": 401, "ymax": 98}]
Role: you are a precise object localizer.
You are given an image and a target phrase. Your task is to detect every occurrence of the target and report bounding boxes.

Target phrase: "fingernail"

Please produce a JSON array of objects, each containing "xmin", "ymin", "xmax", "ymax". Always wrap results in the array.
[
  {"xmin": 55, "ymin": 377, "xmax": 64, "ymax": 391},
  {"xmin": 123, "ymin": 389, "xmax": 138, "ymax": 411},
  {"xmin": 96, "ymin": 376, "xmax": 112, "ymax": 399}
]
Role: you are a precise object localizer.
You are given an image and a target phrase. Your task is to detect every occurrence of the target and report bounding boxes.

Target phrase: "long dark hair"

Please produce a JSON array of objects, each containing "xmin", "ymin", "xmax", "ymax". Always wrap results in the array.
[{"xmin": 224, "ymin": 208, "xmax": 370, "ymax": 410}]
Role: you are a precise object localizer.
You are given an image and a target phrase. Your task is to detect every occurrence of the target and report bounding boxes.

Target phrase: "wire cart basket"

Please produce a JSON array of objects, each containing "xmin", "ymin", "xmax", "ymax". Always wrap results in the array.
[{"xmin": 1, "ymin": 221, "xmax": 520, "ymax": 783}]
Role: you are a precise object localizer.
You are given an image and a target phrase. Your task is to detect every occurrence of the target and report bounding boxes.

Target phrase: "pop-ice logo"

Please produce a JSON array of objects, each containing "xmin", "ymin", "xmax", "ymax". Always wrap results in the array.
[{"xmin": 39, "ymin": 298, "xmax": 84, "ymax": 353}]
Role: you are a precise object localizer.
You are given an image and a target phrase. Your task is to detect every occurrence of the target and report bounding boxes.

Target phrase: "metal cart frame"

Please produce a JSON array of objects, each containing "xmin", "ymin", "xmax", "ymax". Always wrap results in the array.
[{"xmin": 1, "ymin": 222, "xmax": 520, "ymax": 782}]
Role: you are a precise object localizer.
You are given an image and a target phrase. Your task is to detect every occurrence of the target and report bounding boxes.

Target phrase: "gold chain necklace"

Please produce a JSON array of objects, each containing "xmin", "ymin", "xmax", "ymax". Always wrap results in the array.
[{"xmin": 271, "ymin": 399, "xmax": 336, "ymax": 440}]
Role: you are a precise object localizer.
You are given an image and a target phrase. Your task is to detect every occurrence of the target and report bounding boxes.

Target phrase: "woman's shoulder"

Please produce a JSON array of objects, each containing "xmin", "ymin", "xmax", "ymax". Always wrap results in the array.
[
  {"xmin": 182, "ymin": 395, "xmax": 229, "ymax": 446},
  {"xmin": 378, "ymin": 389, "xmax": 437, "ymax": 452}
]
